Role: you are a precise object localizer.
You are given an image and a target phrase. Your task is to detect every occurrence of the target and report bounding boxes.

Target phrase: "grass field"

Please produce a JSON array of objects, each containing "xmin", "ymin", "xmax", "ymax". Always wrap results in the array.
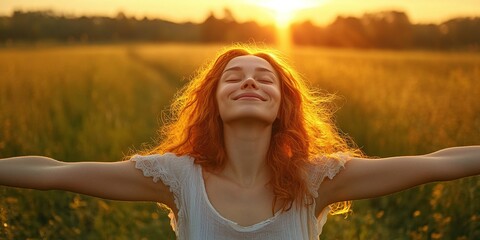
[{"xmin": 1, "ymin": 44, "xmax": 479, "ymax": 239}]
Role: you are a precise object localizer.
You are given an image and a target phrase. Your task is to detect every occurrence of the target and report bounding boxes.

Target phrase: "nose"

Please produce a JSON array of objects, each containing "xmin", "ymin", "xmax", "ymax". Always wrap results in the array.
[{"xmin": 241, "ymin": 77, "xmax": 259, "ymax": 90}]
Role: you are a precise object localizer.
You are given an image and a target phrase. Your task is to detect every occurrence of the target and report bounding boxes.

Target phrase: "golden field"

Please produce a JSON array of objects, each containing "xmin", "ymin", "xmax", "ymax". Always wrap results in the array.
[{"xmin": 0, "ymin": 44, "xmax": 479, "ymax": 239}]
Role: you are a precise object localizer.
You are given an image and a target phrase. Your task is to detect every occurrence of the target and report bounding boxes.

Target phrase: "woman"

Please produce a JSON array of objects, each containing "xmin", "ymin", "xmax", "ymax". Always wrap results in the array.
[{"xmin": 1, "ymin": 46, "xmax": 479, "ymax": 239}]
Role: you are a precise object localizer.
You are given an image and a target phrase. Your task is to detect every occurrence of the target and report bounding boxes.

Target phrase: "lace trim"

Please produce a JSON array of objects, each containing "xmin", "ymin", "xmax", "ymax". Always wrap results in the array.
[
  {"xmin": 130, "ymin": 153, "xmax": 185, "ymax": 237},
  {"xmin": 307, "ymin": 152, "xmax": 350, "ymax": 238},
  {"xmin": 316, "ymin": 205, "xmax": 331, "ymax": 236},
  {"xmin": 308, "ymin": 152, "xmax": 350, "ymax": 198}
]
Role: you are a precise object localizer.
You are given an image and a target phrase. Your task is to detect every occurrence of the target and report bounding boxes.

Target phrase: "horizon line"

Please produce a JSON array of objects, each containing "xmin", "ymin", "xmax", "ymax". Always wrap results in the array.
[{"xmin": 1, "ymin": 7, "xmax": 480, "ymax": 27}]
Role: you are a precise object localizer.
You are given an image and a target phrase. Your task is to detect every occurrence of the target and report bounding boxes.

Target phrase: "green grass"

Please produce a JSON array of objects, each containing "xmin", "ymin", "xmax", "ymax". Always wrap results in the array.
[
  {"xmin": 1, "ymin": 44, "xmax": 479, "ymax": 239},
  {"xmin": 292, "ymin": 47, "xmax": 480, "ymax": 240}
]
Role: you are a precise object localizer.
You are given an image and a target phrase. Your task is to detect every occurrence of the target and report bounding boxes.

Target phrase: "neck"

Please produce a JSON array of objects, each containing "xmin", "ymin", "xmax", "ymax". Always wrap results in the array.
[{"xmin": 221, "ymin": 119, "xmax": 272, "ymax": 187}]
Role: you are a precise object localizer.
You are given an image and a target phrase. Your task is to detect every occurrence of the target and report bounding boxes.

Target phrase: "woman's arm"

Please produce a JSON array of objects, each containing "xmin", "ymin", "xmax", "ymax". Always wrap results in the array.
[
  {"xmin": 0, "ymin": 156, "xmax": 174, "ymax": 205},
  {"xmin": 317, "ymin": 146, "xmax": 480, "ymax": 210}
]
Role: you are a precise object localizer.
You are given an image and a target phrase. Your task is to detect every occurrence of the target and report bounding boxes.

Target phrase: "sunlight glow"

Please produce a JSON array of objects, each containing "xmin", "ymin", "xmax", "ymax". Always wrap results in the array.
[
  {"xmin": 252, "ymin": 0, "xmax": 328, "ymax": 28},
  {"xmin": 247, "ymin": 0, "xmax": 328, "ymax": 51}
]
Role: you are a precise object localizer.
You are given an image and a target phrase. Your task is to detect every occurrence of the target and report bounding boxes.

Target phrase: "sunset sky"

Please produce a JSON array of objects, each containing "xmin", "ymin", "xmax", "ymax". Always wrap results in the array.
[{"xmin": 1, "ymin": 0, "xmax": 480, "ymax": 26}]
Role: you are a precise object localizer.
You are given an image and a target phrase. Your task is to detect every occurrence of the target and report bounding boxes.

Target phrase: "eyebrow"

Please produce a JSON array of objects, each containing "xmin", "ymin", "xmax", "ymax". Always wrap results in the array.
[{"xmin": 222, "ymin": 66, "xmax": 276, "ymax": 74}]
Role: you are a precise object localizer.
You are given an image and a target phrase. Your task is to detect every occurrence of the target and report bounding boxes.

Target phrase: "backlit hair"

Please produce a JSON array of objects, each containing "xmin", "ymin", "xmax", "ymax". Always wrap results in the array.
[{"xmin": 146, "ymin": 44, "xmax": 362, "ymax": 214}]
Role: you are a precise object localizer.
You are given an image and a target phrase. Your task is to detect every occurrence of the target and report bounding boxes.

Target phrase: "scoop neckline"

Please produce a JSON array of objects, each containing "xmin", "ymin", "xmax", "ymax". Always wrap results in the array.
[{"xmin": 197, "ymin": 166, "xmax": 281, "ymax": 232}]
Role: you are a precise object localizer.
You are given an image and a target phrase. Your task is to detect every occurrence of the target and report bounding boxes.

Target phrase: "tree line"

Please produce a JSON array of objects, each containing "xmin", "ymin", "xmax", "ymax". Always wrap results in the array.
[
  {"xmin": 292, "ymin": 11, "xmax": 480, "ymax": 50},
  {"xmin": 0, "ymin": 9, "xmax": 479, "ymax": 50}
]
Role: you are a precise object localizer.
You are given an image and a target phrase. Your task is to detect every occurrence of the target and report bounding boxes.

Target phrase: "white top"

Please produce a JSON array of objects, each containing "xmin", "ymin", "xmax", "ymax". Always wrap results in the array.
[{"xmin": 131, "ymin": 152, "xmax": 349, "ymax": 240}]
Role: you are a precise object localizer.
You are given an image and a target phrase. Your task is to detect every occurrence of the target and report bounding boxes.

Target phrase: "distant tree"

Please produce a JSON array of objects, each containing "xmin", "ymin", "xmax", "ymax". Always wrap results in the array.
[
  {"xmin": 412, "ymin": 24, "xmax": 442, "ymax": 49},
  {"xmin": 202, "ymin": 11, "xmax": 226, "ymax": 42},
  {"xmin": 233, "ymin": 21, "xmax": 275, "ymax": 43},
  {"xmin": 201, "ymin": 8, "xmax": 274, "ymax": 44},
  {"xmin": 223, "ymin": 8, "xmax": 235, "ymax": 23},
  {"xmin": 361, "ymin": 11, "xmax": 412, "ymax": 49},
  {"xmin": 0, "ymin": 10, "xmax": 203, "ymax": 43},
  {"xmin": 440, "ymin": 17, "xmax": 480, "ymax": 50},
  {"xmin": 0, "ymin": 9, "xmax": 478, "ymax": 49},
  {"xmin": 325, "ymin": 16, "xmax": 370, "ymax": 48},
  {"xmin": 291, "ymin": 20, "xmax": 325, "ymax": 46},
  {"xmin": 292, "ymin": 11, "xmax": 413, "ymax": 49}
]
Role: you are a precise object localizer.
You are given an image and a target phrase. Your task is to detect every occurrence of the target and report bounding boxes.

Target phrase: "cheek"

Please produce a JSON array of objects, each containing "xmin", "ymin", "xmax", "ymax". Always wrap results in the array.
[
  {"xmin": 216, "ymin": 84, "xmax": 236, "ymax": 113},
  {"xmin": 216, "ymin": 84, "xmax": 234, "ymax": 102},
  {"xmin": 265, "ymin": 86, "xmax": 281, "ymax": 103},
  {"xmin": 269, "ymin": 87, "xmax": 282, "ymax": 117}
]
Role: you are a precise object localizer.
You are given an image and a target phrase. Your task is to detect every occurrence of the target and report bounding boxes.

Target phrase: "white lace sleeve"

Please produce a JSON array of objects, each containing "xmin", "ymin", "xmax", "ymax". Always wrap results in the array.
[
  {"xmin": 307, "ymin": 152, "xmax": 351, "ymax": 237},
  {"xmin": 308, "ymin": 152, "xmax": 350, "ymax": 198},
  {"xmin": 130, "ymin": 153, "xmax": 194, "ymax": 236},
  {"xmin": 129, "ymin": 153, "xmax": 191, "ymax": 200}
]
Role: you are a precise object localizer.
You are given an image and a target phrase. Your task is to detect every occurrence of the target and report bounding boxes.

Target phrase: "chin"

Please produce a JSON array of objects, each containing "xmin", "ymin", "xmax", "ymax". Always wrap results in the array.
[{"xmin": 220, "ymin": 111, "xmax": 277, "ymax": 125}]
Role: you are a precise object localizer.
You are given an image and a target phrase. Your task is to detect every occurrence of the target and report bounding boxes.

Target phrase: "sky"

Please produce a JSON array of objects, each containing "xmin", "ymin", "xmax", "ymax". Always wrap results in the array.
[{"xmin": 1, "ymin": 0, "xmax": 480, "ymax": 26}]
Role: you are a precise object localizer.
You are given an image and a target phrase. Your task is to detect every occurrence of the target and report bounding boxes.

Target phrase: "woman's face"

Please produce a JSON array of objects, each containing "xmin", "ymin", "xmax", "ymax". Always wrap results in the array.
[{"xmin": 216, "ymin": 55, "xmax": 281, "ymax": 125}]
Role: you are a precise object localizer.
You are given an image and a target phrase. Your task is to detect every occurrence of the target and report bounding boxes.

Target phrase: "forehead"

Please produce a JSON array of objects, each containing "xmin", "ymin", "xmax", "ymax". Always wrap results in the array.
[{"xmin": 223, "ymin": 55, "xmax": 276, "ymax": 73}]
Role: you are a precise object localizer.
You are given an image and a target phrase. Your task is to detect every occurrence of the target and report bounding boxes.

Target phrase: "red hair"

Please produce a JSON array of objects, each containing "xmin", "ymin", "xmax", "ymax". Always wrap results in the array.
[{"xmin": 146, "ymin": 45, "xmax": 361, "ymax": 214}]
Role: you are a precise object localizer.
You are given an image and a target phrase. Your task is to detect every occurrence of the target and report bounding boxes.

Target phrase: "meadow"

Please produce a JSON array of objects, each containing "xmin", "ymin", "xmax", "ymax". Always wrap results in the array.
[{"xmin": 0, "ymin": 43, "xmax": 479, "ymax": 239}]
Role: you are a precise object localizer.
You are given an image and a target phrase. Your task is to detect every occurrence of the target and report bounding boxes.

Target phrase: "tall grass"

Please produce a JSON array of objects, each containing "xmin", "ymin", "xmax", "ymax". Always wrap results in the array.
[
  {"xmin": 290, "ymin": 47, "xmax": 480, "ymax": 239},
  {"xmin": 0, "ymin": 45, "xmax": 178, "ymax": 239},
  {"xmin": 0, "ymin": 44, "xmax": 479, "ymax": 239}
]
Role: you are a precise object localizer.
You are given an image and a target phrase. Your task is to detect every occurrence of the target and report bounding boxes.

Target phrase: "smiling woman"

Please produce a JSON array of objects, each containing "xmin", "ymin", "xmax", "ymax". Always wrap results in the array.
[
  {"xmin": 0, "ymin": 44, "xmax": 479, "ymax": 240},
  {"xmin": 217, "ymin": 55, "xmax": 281, "ymax": 124}
]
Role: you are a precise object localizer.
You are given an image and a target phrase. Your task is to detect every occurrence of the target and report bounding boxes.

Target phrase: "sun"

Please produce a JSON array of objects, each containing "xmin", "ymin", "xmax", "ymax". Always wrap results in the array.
[
  {"xmin": 251, "ymin": 0, "xmax": 325, "ymax": 28},
  {"xmin": 245, "ymin": 0, "xmax": 328, "ymax": 50}
]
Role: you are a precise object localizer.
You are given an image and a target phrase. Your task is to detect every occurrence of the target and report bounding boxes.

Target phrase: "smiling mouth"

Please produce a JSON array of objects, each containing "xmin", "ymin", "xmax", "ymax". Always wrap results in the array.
[{"xmin": 233, "ymin": 93, "xmax": 267, "ymax": 101}]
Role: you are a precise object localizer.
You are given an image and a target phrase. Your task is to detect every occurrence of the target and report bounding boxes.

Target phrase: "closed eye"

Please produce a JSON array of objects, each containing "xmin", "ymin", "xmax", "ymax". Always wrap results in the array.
[
  {"xmin": 226, "ymin": 79, "xmax": 241, "ymax": 82},
  {"xmin": 258, "ymin": 79, "xmax": 274, "ymax": 84}
]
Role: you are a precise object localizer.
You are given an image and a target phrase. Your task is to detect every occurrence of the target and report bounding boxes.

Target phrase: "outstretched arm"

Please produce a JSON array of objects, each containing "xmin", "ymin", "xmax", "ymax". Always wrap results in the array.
[
  {"xmin": 0, "ymin": 156, "xmax": 174, "ymax": 206},
  {"xmin": 317, "ymin": 146, "xmax": 480, "ymax": 210}
]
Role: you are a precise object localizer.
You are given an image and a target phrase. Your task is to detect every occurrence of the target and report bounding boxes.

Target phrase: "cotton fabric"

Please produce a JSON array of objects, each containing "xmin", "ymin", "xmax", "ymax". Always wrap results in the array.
[{"xmin": 131, "ymin": 152, "xmax": 349, "ymax": 240}]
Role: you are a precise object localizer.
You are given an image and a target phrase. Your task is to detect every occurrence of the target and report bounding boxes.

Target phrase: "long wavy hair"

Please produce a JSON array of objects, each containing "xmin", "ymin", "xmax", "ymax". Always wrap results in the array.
[{"xmin": 145, "ymin": 45, "xmax": 361, "ymax": 214}]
